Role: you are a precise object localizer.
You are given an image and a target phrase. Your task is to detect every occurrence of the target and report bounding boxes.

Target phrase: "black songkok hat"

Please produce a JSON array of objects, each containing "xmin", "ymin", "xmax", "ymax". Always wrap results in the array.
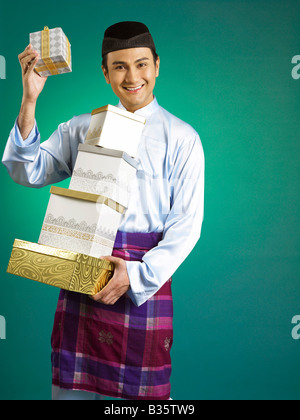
[{"xmin": 102, "ymin": 21, "xmax": 156, "ymax": 57}]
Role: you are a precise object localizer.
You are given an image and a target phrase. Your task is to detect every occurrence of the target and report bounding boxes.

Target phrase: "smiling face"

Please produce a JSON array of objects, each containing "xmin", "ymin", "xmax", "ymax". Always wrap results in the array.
[{"xmin": 102, "ymin": 47, "xmax": 160, "ymax": 113}]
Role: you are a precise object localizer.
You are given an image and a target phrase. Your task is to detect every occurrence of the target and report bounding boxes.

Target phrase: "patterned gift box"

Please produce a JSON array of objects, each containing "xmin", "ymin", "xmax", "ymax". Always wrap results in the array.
[
  {"xmin": 7, "ymin": 239, "xmax": 114, "ymax": 295},
  {"xmin": 38, "ymin": 186, "xmax": 125, "ymax": 258},
  {"xmin": 30, "ymin": 26, "xmax": 72, "ymax": 77},
  {"xmin": 69, "ymin": 144, "xmax": 138, "ymax": 208},
  {"xmin": 85, "ymin": 105, "xmax": 146, "ymax": 157}
]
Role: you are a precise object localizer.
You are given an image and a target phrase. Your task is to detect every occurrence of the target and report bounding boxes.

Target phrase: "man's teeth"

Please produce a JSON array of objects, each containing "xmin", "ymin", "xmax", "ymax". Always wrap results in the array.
[{"xmin": 125, "ymin": 85, "xmax": 143, "ymax": 91}]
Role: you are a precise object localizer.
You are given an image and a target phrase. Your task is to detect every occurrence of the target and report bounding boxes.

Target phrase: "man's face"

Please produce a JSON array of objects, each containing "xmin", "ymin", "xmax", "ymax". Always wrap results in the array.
[{"xmin": 102, "ymin": 47, "xmax": 160, "ymax": 113}]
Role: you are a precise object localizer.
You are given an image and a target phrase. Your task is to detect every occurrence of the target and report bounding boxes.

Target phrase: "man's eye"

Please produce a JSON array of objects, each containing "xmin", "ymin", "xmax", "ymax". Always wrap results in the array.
[
  {"xmin": 138, "ymin": 63, "xmax": 147, "ymax": 68},
  {"xmin": 115, "ymin": 66, "xmax": 125, "ymax": 70}
]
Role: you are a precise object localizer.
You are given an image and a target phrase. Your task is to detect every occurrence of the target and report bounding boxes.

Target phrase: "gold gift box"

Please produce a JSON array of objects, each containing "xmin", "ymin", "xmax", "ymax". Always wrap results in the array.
[{"xmin": 7, "ymin": 239, "xmax": 114, "ymax": 295}]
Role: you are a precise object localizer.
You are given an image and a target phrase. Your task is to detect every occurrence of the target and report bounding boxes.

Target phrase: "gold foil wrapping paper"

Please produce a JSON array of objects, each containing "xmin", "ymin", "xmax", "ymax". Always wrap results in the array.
[{"xmin": 7, "ymin": 239, "xmax": 114, "ymax": 295}]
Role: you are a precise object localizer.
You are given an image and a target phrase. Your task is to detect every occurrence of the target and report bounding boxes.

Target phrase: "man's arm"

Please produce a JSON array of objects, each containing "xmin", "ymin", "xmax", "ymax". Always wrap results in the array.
[
  {"xmin": 125, "ymin": 135, "xmax": 205, "ymax": 306},
  {"xmin": 17, "ymin": 44, "xmax": 47, "ymax": 139},
  {"xmin": 2, "ymin": 114, "xmax": 89, "ymax": 188},
  {"xmin": 93, "ymin": 133, "xmax": 205, "ymax": 307},
  {"xmin": 2, "ymin": 45, "xmax": 90, "ymax": 188}
]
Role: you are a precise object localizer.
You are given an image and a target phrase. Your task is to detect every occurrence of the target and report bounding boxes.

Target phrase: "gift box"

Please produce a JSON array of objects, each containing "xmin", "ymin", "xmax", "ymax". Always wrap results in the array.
[
  {"xmin": 69, "ymin": 144, "xmax": 138, "ymax": 208},
  {"xmin": 38, "ymin": 186, "xmax": 125, "ymax": 258},
  {"xmin": 85, "ymin": 105, "xmax": 146, "ymax": 157},
  {"xmin": 7, "ymin": 239, "xmax": 114, "ymax": 295},
  {"xmin": 30, "ymin": 26, "xmax": 72, "ymax": 77}
]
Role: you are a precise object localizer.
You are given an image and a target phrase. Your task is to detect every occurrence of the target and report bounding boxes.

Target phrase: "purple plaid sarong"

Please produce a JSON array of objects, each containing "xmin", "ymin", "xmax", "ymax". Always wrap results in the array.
[{"xmin": 51, "ymin": 231, "xmax": 173, "ymax": 400}]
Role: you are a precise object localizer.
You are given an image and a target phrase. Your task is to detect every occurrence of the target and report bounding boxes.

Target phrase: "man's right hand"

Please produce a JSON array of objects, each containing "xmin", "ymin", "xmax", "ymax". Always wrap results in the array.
[
  {"xmin": 17, "ymin": 44, "xmax": 48, "ymax": 140},
  {"xmin": 18, "ymin": 44, "xmax": 47, "ymax": 104}
]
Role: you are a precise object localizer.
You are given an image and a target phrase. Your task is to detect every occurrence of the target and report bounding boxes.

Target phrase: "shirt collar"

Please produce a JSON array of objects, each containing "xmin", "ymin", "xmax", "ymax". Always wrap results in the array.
[{"xmin": 116, "ymin": 96, "xmax": 159, "ymax": 119}]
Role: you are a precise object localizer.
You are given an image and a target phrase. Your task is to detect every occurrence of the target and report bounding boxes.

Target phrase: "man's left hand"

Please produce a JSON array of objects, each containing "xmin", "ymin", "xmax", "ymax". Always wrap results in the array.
[{"xmin": 91, "ymin": 256, "xmax": 130, "ymax": 305}]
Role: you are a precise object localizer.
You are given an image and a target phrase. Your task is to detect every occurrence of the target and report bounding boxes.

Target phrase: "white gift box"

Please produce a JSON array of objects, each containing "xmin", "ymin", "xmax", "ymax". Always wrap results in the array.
[
  {"xmin": 30, "ymin": 26, "xmax": 72, "ymax": 77},
  {"xmin": 85, "ymin": 105, "xmax": 146, "ymax": 157},
  {"xmin": 69, "ymin": 144, "xmax": 138, "ymax": 208},
  {"xmin": 38, "ymin": 186, "xmax": 125, "ymax": 258}
]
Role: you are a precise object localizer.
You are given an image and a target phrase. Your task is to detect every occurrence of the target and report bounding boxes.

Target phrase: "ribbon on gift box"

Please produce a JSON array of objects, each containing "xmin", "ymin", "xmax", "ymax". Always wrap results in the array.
[{"xmin": 35, "ymin": 26, "xmax": 71, "ymax": 75}]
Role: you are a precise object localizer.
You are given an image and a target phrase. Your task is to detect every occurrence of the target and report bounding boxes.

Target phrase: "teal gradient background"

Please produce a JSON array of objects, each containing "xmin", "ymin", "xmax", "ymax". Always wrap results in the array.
[{"xmin": 0, "ymin": 0, "xmax": 299, "ymax": 400}]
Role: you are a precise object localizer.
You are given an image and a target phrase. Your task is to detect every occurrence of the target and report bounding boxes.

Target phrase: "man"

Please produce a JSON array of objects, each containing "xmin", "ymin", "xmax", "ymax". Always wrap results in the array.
[{"xmin": 2, "ymin": 21, "xmax": 204, "ymax": 400}]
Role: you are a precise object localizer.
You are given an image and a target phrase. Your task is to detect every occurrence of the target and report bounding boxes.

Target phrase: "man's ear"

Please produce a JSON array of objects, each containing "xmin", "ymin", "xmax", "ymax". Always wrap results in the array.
[
  {"xmin": 102, "ymin": 65, "xmax": 110, "ymax": 84},
  {"xmin": 155, "ymin": 56, "xmax": 160, "ymax": 78}
]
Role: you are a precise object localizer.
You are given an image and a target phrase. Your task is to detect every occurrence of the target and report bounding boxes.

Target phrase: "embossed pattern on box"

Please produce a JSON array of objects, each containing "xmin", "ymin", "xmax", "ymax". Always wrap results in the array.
[{"xmin": 7, "ymin": 239, "xmax": 114, "ymax": 295}]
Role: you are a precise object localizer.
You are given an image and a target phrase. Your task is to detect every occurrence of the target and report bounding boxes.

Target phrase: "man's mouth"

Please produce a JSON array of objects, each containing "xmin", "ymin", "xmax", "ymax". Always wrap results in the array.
[{"xmin": 123, "ymin": 84, "xmax": 145, "ymax": 92}]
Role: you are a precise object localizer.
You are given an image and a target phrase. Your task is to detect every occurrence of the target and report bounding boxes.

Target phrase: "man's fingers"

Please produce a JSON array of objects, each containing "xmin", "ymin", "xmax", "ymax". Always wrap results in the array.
[
  {"xmin": 101, "ymin": 255, "xmax": 113, "ymax": 261},
  {"xmin": 20, "ymin": 52, "xmax": 39, "ymax": 68},
  {"xmin": 21, "ymin": 59, "xmax": 36, "ymax": 79},
  {"xmin": 91, "ymin": 272, "xmax": 120, "ymax": 305},
  {"xmin": 90, "ymin": 269, "xmax": 115, "ymax": 300},
  {"xmin": 18, "ymin": 45, "xmax": 37, "ymax": 61},
  {"xmin": 26, "ymin": 56, "xmax": 39, "ymax": 75},
  {"xmin": 101, "ymin": 255, "xmax": 122, "ymax": 266},
  {"xmin": 18, "ymin": 45, "xmax": 39, "ymax": 74},
  {"xmin": 90, "ymin": 288, "xmax": 111, "ymax": 304},
  {"xmin": 90, "ymin": 257, "xmax": 129, "ymax": 305}
]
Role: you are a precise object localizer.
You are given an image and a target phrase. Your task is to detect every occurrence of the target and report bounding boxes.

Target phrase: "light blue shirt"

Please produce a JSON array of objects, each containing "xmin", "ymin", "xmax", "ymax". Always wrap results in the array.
[{"xmin": 2, "ymin": 98, "xmax": 205, "ymax": 306}]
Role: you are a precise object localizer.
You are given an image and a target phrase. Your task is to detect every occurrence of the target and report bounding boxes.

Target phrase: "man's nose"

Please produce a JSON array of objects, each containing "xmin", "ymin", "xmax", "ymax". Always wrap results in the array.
[{"xmin": 124, "ymin": 66, "xmax": 139, "ymax": 84}]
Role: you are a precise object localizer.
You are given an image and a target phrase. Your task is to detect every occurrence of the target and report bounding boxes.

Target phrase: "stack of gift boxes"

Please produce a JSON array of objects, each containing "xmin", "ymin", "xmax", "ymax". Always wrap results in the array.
[
  {"xmin": 7, "ymin": 104, "xmax": 146, "ymax": 295},
  {"xmin": 39, "ymin": 104, "xmax": 145, "ymax": 259}
]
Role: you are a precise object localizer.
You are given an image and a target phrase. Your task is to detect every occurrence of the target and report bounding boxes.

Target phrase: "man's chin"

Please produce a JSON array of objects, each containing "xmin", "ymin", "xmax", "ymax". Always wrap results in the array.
[
  {"xmin": 121, "ymin": 99, "xmax": 144, "ymax": 112},
  {"xmin": 120, "ymin": 94, "xmax": 153, "ymax": 112}
]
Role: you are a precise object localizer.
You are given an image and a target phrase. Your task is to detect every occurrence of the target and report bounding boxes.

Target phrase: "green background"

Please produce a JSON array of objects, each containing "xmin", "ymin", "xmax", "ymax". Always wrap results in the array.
[{"xmin": 0, "ymin": 0, "xmax": 299, "ymax": 400}]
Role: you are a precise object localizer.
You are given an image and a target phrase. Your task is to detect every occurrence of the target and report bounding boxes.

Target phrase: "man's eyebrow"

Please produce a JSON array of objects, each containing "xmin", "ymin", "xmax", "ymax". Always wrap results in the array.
[
  {"xmin": 112, "ymin": 57, "xmax": 150, "ymax": 65},
  {"xmin": 135, "ymin": 57, "xmax": 150, "ymax": 63}
]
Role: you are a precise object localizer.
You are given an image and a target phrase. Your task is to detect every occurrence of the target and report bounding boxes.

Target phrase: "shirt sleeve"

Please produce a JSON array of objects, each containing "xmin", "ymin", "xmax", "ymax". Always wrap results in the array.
[
  {"xmin": 14, "ymin": 119, "xmax": 39, "ymax": 147},
  {"xmin": 2, "ymin": 118, "xmax": 77, "ymax": 188},
  {"xmin": 126, "ymin": 134, "xmax": 205, "ymax": 306}
]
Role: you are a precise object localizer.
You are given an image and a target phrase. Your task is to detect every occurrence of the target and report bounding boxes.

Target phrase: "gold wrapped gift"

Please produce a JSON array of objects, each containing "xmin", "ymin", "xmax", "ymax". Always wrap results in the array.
[{"xmin": 7, "ymin": 239, "xmax": 114, "ymax": 295}]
